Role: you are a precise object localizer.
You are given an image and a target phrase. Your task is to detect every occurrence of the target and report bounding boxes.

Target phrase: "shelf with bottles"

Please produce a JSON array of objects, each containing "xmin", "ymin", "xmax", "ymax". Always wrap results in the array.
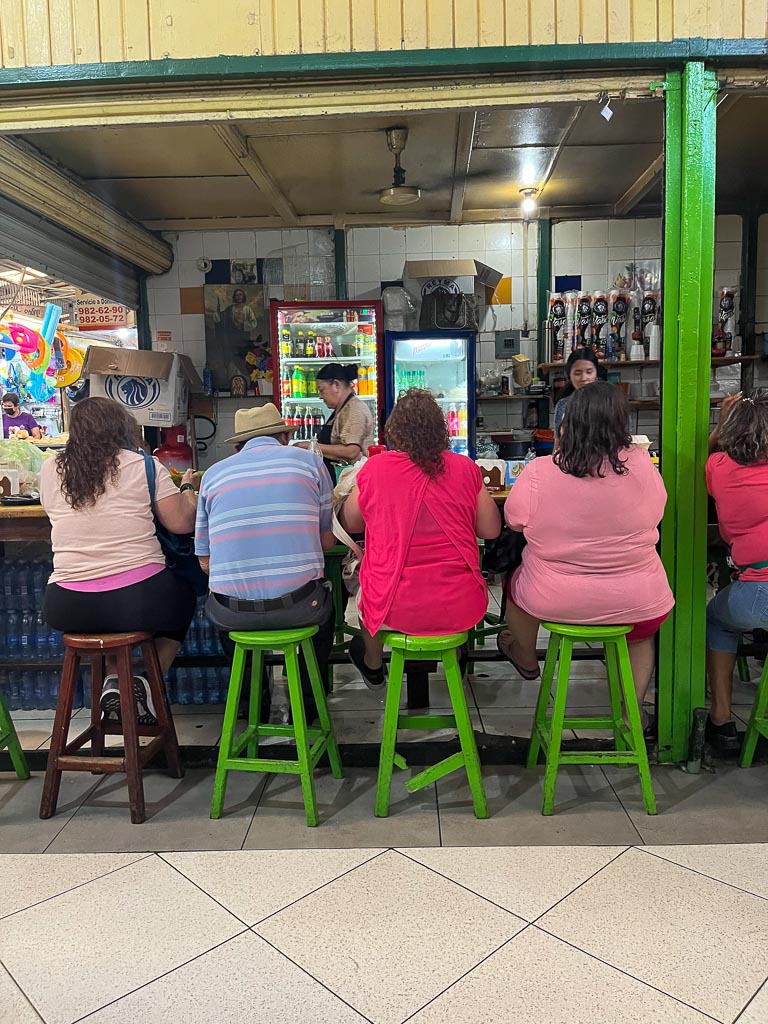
[
  {"xmin": 278, "ymin": 321, "xmax": 371, "ymax": 330},
  {"xmin": 283, "ymin": 395, "xmax": 377, "ymax": 402}
]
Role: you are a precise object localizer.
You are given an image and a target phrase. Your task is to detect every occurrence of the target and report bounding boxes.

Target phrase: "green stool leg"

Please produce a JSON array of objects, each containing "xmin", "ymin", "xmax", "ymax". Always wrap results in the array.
[
  {"xmin": 615, "ymin": 639, "xmax": 657, "ymax": 815},
  {"xmin": 542, "ymin": 636, "xmax": 572, "ymax": 816},
  {"xmin": 375, "ymin": 647, "xmax": 405, "ymax": 818},
  {"xmin": 740, "ymin": 660, "xmax": 768, "ymax": 768},
  {"xmin": 301, "ymin": 638, "xmax": 343, "ymax": 779},
  {"xmin": 211, "ymin": 643, "xmax": 247, "ymax": 819},
  {"xmin": 444, "ymin": 648, "xmax": 488, "ymax": 819},
  {"xmin": 247, "ymin": 648, "xmax": 264, "ymax": 759},
  {"xmin": 285, "ymin": 642, "xmax": 319, "ymax": 827},
  {"xmin": 737, "ymin": 655, "xmax": 751, "ymax": 683},
  {"xmin": 527, "ymin": 635, "xmax": 560, "ymax": 769},
  {"xmin": 0, "ymin": 694, "xmax": 30, "ymax": 781},
  {"xmin": 605, "ymin": 643, "xmax": 627, "ymax": 752}
]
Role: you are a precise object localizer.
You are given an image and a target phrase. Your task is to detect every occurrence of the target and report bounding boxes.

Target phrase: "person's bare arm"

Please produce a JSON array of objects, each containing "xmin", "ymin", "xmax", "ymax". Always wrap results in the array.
[
  {"xmin": 321, "ymin": 531, "xmax": 337, "ymax": 551},
  {"xmin": 340, "ymin": 485, "xmax": 365, "ymax": 534},
  {"xmin": 154, "ymin": 468, "xmax": 198, "ymax": 534},
  {"xmin": 475, "ymin": 487, "xmax": 502, "ymax": 539},
  {"xmin": 31, "ymin": 426, "xmax": 42, "ymax": 439},
  {"xmin": 294, "ymin": 440, "xmax": 361, "ymax": 462},
  {"xmin": 198, "ymin": 556, "xmax": 210, "ymax": 574},
  {"xmin": 709, "ymin": 392, "xmax": 742, "ymax": 453}
]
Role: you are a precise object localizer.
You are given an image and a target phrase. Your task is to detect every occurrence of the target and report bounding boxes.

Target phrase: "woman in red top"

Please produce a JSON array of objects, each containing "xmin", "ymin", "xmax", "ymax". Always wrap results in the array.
[
  {"xmin": 706, "ymin": 390, "xmax": 768, "ymax": 752},
  {"xmin": 341, "ymin": 389, "xmax": 501, "ymax": 688}
]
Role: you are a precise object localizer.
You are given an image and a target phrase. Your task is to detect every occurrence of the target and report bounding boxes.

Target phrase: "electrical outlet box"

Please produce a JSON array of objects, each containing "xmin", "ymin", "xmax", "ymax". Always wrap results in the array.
[{"xmin": 494, "ymin": 329, "xmax": 521, "ymax": 359}]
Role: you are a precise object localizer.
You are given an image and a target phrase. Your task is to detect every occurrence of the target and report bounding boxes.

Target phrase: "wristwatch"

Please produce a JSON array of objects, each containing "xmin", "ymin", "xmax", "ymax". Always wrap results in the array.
[{"xmin": 179, "ymin": 483, "xmax": 195, "ymax": 494}]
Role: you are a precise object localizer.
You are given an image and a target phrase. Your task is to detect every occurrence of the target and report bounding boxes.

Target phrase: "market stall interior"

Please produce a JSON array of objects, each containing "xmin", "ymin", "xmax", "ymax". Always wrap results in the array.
[{"xmin": 1, "ymin": 77, "xmax": 768, "ymax": 769}]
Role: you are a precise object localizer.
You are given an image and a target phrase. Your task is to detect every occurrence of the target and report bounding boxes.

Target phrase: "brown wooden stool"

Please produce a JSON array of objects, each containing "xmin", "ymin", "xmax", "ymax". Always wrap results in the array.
[{"xmin": 40, "ymin": 632, "xmax": 183, "ymax": 825}]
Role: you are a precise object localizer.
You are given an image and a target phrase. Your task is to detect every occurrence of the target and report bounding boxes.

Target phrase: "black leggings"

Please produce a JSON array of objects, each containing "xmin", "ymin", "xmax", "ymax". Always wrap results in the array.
[{"xmin": 44, "ymin": 569, "xmax": 196, "ymax": 644}]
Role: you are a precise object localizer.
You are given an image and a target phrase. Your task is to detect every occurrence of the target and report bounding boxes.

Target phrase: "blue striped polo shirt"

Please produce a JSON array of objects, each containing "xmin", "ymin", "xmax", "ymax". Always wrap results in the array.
[{"xmin": 195, "ymin": 436, "xmax": 333, "ymax": 600}]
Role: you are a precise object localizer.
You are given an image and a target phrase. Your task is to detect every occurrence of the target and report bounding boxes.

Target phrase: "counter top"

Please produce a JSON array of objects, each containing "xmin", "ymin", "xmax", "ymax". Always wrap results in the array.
[{"xmin": 0, "ymin": 503, "xmax": 47, "ymax": 519}]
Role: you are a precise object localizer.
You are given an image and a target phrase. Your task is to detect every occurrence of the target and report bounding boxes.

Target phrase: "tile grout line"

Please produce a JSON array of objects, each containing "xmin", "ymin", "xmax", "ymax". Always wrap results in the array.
[
  {"xmin": 38, "ymin": 775, "xmax": 110, "ymax": 854},
  {"xmin": 733, "ymin": 973, "xmax": 768, "ymax": 1023},
  {"xmin": 248, "ymin": 847, "xmax": 391, "ymax": 928},
  {"xmin": 598, "ymin": 765, "xmax": 647, "ymax": 845},
  {"xmin": 394, "ymin": 848, "xmax": 530, "ymax": 922},
  {"xmin": 399, "ymin": 930, "xmax": 529, "ymax": 1024},
  {"xmin": 69, "ymin": 928, "xmax": 253, "ymax": 1024},
  {"xmin": 527, "ymin": 846, "xmax": 631, "ymax": 926},
  {"xmin": 0, "ymin": 852, "xmax": 155, "ymax": 922},
  {"xmin": 530, "ymin": 924, "xmax": 726, "ymax": 1024},
  {"xmin": 254, "ymin": 931, "xmax": 376, "ymax": 1024},
  {"xmin": 157, "ymin": 853, "xmax": 258, "ymax": 930},
  {"xmin": 635, "ymin": 846, "xmax": 768, "ymax": 904},
  {"xmin": 0, "ymin": 959, "xmax": 46, "ymax": 1024}
]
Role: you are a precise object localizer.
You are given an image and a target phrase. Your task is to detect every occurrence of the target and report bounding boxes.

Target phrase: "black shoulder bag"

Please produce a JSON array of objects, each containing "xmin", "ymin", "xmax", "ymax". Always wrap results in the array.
[{"xmin": 141, "ymin": 452, "xmax": 209, "ymax": 598}]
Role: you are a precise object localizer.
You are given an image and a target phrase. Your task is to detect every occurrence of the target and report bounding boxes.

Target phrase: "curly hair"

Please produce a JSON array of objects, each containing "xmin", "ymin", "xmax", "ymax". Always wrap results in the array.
[
  {"xmin": 56, "ymin": 397, "xmax": 140, "ymax": 509},
  {"xmin": 555, "ymin": 381, "xmax": 631, "ymax": 478},
  {"xmin": 385, "ymin": 388, "xmax": 449, "ymax": 478},
  {"xmin": 718, "ymin": 389, "xmax": 768, "ymax": 465}
]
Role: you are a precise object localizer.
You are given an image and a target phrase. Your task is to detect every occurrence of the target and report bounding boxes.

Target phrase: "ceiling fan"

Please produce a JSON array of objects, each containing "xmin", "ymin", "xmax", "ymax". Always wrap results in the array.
[{"xmin": 377, "ymin": 127, "xmax": 421, "ymax": 206}]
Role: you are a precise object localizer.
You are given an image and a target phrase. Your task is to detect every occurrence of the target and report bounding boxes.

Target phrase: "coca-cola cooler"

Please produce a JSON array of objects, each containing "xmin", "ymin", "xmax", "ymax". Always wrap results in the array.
[{"xmin": 270, "ymin": 299, "xmax": 384, "ymax": 443}]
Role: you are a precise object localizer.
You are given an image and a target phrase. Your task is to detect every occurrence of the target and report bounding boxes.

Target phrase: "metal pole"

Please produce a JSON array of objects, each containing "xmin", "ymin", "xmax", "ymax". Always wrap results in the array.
[
  {"xmin": 334, "ymin": 228, "xmax": 348, "ymax": 301},
  {"xmin": 537, "ymin": 215, "xmax": 552, "ymax": 366}
]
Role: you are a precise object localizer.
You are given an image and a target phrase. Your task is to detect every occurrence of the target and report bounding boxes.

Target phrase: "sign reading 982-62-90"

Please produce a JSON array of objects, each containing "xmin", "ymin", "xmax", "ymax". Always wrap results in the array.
[{"xmin": 75, "ymin": 298, "xmax": 130, "ymax": 330}]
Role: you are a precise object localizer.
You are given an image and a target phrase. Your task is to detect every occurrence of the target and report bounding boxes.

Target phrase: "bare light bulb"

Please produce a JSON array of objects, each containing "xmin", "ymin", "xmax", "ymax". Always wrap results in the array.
[{"xmin": 521, "ymin": 195, "xmax": 537, "ymax": 216}]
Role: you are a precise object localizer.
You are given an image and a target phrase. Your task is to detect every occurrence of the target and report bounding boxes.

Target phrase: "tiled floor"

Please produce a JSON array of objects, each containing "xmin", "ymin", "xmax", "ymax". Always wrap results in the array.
[{"xmin": 2, "ymin": 844, "xmax": 768, "ymax": 1024}]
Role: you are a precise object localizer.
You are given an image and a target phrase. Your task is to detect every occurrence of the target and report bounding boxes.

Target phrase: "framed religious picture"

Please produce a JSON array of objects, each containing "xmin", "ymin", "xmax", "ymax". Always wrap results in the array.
[{"xmin": 204, "ymin": 284, "xmax": 271, "ymax": 391}]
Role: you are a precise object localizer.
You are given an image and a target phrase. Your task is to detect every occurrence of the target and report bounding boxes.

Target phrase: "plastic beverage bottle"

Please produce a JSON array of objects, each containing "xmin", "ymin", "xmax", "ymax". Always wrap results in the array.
[
  {"xmin": 296, "ymin": 331, "xmax": 305, "ymax": 358},
  {"xmin": 324, "ymin": 338, "xmax": 334, "ymax": 358},
  {"xmin": 304, "ymin": 407, "xmax": 313, "ymax": 439},
  {"xmin": 20, "ymin": 611, "xmax": 33, "ymax": 662},
  {"xmin": 291, "ymin": 365, "xmax": 306, "ymax": 398},
  {"xmin": 280, "ymin": 329, "xmax": 291, "ymax": 357},
  {"xmin": 446, "ymin": 403, "xmax": 459, "ymax": 437},
  {"xmin": 314, "ymin": 336, "xmax": 324, "ymax": 359},
  {"xmin": 34, "ymin": 611, "xmax": 47, "ymax": 659},
  {"xmin": 458, "ymin": 402, "xmax": 468, "ymax": 437},
  {"xmin": 281, "ymin": 367, "xmax": 291, "ymax": 399},
  {"xmin": 192, "ymin": 666, "xmax": 205, "ymax": 705},
  {"xmin": 203, "ymin": 362, "xmax": 214, "ymax": 397},
  {"xmin": 307, "ymin": 368, "xmax": 317, "ymax": 396},
  {"xmin": 305, "ymin": 332, "xmax": 315, "ymax": 358}
]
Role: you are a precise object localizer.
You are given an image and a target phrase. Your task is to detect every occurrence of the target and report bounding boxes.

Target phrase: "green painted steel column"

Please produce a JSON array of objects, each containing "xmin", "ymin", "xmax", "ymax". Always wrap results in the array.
[
  {"xmin": 334, "ymin": 228, "xmax": 348, "ymax": 300},
  {"xmin": 537, "ymin": 216, "xmax": 552, "ymax": 364},
  {"xmin": 657, "ymin": 64, "xmax": 718, "ymax": 762}
]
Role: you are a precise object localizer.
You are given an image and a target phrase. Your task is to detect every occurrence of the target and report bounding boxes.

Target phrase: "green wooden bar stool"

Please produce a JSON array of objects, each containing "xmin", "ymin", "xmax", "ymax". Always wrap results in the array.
[
  {"xmin": 375, "ymin": 631, "xmax": 488, "ymax": 820},
  {"xmin": 527, "ymin": 622, "xmax": 656, "ymax": 816},
  {"xmin": 0, "ymin": 692, "xmax": 30, "ymax": 781},
  {"xmin": 211, "ymin": 627, "xmax": 343, "ymax": 827},
  {"xmin": 739, "ymin": 655, "xmax": 768, "ymax": 768}
]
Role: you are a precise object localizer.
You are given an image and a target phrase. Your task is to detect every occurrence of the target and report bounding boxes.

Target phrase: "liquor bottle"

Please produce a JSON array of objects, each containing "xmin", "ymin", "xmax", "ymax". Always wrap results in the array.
[{"xmin": 291, "ymin": 365, "xmax": 306, "ymax": 399}]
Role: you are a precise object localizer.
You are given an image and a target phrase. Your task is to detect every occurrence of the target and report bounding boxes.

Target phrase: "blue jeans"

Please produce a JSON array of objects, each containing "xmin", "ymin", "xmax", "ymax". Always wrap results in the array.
[{"xmin": 706, "ymin": 580, "xmax": 768, "ymax": 653}]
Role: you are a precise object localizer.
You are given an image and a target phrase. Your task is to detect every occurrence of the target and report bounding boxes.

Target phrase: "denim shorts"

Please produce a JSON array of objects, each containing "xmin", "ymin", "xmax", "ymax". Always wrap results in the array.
[{"xmin": 706, "ymin": 580, "xmax": 768, "ymax": 653}]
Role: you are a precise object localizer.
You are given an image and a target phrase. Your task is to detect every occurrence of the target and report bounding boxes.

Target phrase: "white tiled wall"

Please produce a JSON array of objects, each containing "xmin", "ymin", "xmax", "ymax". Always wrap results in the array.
[{"xmin": 146, "ymin": 228, "xmax": 336, "ymax": 375}]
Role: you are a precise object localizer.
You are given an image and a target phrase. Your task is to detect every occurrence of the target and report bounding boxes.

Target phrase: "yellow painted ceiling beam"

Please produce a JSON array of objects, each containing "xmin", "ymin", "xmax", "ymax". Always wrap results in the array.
[
  {"xmin": 211, "ymin": 124, "xmax": 299, "ymax": 226},
  {"xmin": 0, "ymin": 74, "xmax": 659, "ymax": 132},
  {"xmin": 0, "ymin": 138, "xmax": 172, "ymax": 273}
]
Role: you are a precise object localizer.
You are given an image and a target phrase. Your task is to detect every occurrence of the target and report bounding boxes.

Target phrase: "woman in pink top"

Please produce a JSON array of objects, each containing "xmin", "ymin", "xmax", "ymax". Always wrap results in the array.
[
  {"xmin": 341, "ymin": 389, "xmax": 501, "ymax": 688},
  {"xmin": 40, "ymin": 397, "xmax": 198, "ymax": 723},
  {"xmin": 503, "ymin": 383, "xmax": 673, "ymax": 719}
]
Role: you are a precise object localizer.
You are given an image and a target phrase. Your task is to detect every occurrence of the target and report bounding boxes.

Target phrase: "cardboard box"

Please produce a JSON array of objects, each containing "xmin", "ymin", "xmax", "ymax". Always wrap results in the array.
[
  {"xmin": 403, "ymin": 259, "xmax": 503, "ymax": 304},
  {"xmin": 84, "ymin": 347, "xmax": 202, "ymax": 427}
]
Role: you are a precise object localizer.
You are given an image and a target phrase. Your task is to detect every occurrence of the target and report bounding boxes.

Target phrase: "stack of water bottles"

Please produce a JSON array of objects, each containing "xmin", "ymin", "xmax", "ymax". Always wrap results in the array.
[
  {"xmin": 0, "ymin": 559, "xmax": 68, "ymax": 711},
  {"xmin": 169, "ymin": 597, "xmax": 231, "ymax": 705}
]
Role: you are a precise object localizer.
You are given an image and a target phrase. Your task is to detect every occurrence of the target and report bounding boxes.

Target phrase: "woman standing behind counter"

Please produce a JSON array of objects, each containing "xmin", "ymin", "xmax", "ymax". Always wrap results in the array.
[
  {"xmin": 295, "ymin": 363, "xmax": 374, "ymax": 481},
  {"xmin": 552, "ymin": 347, "xmax": 607, "ymax": 441}
]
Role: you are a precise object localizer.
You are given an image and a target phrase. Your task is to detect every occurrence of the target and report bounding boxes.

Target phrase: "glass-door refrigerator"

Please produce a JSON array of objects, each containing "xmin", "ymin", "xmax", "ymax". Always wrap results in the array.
[
  {"xmin": 270, "ymin": 300, "xmax": 384, "ymax": 444},
  {"xmin": 385, "ymin": 330, "xmax": 476, "ymax": 457}
]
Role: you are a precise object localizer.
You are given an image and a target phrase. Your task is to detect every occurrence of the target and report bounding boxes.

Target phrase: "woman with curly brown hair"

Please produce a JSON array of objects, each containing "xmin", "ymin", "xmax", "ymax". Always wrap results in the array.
[
  {"xmin": 705, "ymin": 389, "xmax": 768, "ymax": 752},
  {"xmin": 40, "ymin": 397, "xmax": 198, "ymax": 723},
  {"xmin": 340, "ymin": 389, "xmax": 501, "ymax": 687}
]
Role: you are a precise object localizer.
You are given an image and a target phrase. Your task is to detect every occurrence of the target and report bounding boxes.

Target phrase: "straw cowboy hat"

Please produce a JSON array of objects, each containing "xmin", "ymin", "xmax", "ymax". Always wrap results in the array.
[{"xmin": 224, "ymin": 403, "xmax": 296, "ymax": 444}]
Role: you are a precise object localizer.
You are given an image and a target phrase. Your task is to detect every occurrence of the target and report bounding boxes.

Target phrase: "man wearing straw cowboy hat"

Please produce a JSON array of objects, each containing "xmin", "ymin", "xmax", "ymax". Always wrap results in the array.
[{"xmin": 195, "ymin": 403, "xmax": 336, "ymax": 722}]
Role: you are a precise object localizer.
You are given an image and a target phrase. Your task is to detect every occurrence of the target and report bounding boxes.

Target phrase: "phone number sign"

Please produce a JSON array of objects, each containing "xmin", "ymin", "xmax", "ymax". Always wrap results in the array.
[{"xmin": 76, "ymin": 299, "xmax": 130, "ymax": 330}]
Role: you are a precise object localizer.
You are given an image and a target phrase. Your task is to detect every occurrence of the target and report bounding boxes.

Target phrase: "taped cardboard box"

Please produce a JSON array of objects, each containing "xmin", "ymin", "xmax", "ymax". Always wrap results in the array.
[
  {"xmin": 404, "ymin": 259, "xmax": 503, "ymax": 305},
  {"xmin": 84, "ymin": 348, "xmax": 202, "ymax": 427}
]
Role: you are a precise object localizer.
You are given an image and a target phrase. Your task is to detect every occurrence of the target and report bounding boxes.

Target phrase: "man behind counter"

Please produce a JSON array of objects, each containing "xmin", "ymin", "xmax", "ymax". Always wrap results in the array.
[{"xmin": 2, "ymin": 393, "xmax": 41, "ymax": 439}]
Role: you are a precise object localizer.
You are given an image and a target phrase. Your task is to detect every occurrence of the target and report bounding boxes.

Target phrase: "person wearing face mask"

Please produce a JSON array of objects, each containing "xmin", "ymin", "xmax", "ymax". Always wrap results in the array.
[
  {"xmin": 552, "ymin": 348, "xmax": 607, "ymax": 442},
  {"xmin": 2, "ymin": 392, "xmax": 41, "ymax": 439}
]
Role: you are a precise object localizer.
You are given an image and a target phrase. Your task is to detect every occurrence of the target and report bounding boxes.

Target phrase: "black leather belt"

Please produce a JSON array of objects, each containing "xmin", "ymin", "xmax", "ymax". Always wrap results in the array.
[{"xmin": 213, "ymin": 579, "xmax": 318, "ymax": 613}]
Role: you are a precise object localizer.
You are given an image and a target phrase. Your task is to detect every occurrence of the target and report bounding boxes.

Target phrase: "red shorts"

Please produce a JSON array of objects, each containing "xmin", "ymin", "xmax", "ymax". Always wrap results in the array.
[{"xmin": 626, "ymin": 613, "xmax": 669, "ymax": 643}]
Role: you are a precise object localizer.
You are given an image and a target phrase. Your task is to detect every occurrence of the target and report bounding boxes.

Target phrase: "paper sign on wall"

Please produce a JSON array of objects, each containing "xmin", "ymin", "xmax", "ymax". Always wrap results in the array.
[{"xmin": 76, "ymin": 298, "xmax": 130, "ymax": 330}]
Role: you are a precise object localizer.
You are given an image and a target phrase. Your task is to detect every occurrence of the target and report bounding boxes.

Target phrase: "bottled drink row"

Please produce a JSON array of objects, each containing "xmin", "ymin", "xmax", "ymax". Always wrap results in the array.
[
  {"xmin": 285, "ymin": 407, "xmax": 324, "ymax": 440},
  {"xmin": 282, "ymin": 364, "xmax": 377, "ymax": 399},
  {"xmin": 279, "ymin": 324, "xmax": 376, "ymax": 361}
]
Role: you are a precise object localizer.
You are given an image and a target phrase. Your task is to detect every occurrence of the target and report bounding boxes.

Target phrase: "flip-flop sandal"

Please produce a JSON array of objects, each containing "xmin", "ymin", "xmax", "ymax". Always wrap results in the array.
[{"xmin": 497, "ymin": 630, "xmax": 540, "ymax": 680}]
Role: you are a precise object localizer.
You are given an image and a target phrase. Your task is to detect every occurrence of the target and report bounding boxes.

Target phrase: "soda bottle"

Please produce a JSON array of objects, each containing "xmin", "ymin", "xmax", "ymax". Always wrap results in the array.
[
  {"xmin": 458, "ymin": 402, "xmax": 468, "ymax": 437},
  {"xmin": 280, "ymin": 329, "xmax": 291, "ymax": 358},
  {"xmin": 281, "ymin": 367, "xmax": 291, "ymax": 399},
  {"xmin": 357, "ymin": 367, "xmax": 367, "ymax": 396},
  {"xmin": 291, "ymin": 365, "xmax": 306, "ymax": 398},
  {"xmin": 304, "ymin": 407, "xmax": 314, "ymax": 439},
  {"xmin": 295, "ymin": 331, "xmax": 305, "ymax": 358},
  {"xmin": 312, "ymin": 411, "xmax": 322, "ymax": 436},
  {"xmin": 305, "ymin": 332, "xmax": 315, "ymax": 358},
  {"xmin": 446, "ymin": 403, "xmax": 459, "ymax": 437},
  {"xmin": 203, "ymin": 362, "xmax": 214, "ymax": 397},
  {"xmin": 306, "ymin": 368, "xmax": 317, "ymax": 396}
]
